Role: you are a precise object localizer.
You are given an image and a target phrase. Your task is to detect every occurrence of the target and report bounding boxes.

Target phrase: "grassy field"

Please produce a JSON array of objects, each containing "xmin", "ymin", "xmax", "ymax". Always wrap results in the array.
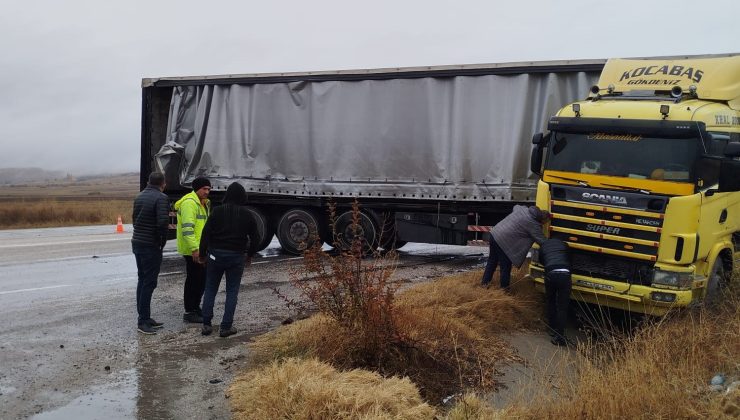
[{"xmin": 0, "ymin": 173, "xmax": 138, "ymax": 229}]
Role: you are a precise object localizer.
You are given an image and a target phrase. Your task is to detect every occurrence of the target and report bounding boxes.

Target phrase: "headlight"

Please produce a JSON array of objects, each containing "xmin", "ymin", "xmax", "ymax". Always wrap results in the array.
[{"xmin": 652, "ymin": 269, "xmax": 693, "ymax": 289}]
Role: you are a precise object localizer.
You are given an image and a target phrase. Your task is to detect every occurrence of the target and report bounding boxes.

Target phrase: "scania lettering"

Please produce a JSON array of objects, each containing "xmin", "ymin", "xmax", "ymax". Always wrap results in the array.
[
  {"xmin": 581, "ymin": 192, "xmax": 628, "ymax": 205},
  {"xmin": 529, "ymin": 54, "xmax": 740, "ymax": 315}
]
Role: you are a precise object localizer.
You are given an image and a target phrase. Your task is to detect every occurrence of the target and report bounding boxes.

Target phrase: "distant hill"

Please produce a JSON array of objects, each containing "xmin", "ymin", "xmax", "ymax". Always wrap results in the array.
[{"xmin": 0, "ymin": 168, "xmax": 66, "ymax": 185}]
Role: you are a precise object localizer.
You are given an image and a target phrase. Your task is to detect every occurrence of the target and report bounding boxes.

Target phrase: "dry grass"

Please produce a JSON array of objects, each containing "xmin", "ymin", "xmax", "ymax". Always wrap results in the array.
[
  {"xmin": 0, "ymin": 199, "xmax": 133, "ymax": 229},
  {"xmin": 449, "ymin": 266, "xmax": 740, "ymax": 419},
  {"xmin": 0, "ymin": 173, "xmax": 138, "ymax": 229},
  {"xmin": 244, "ymin": 259, "xmax": 740, "ymax": 419},
  {"xmin": 228, "ymin": 358, "xmax": 436, "ymax": 420},
  {"xmin": 444, "ymin": 393, "xmax": 511, "ymax": 420}
]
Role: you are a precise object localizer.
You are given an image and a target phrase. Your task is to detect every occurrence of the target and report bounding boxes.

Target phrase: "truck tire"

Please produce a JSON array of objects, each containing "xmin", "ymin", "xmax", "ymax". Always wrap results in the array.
[
  {"xmin": 705, "ymin": 255, "xmax": 731, "ymax": 305},
  {"xmin": 245, "ymin": 206, "xmax": 275, "ymax": 253},
  {"xmin": 277, "ymin": 208, "xmax": 323, "ymax": 255},
  {"xmin": 334, "ymin": 209, "xmax": 380, "ymax": 255}
]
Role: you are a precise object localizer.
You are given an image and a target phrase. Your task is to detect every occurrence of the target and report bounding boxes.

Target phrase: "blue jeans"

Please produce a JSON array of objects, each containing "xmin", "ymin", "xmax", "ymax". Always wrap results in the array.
[
  {"xmin": 201, "ymin": 249, "xmax": 246, "ymax": 329},
  {"xmin": 133, "ymin": 244, "xmax": 163, "ymax": 325},
  {"xmin": 481, "ymin": 235, "xmax": 513, "ymax": 289}
]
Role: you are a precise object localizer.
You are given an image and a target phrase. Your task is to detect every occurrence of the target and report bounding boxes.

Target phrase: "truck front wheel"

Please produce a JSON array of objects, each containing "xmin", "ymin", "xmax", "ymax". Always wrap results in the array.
[{"xmin": 705, "ymin": 255, "xmax": 732, "ymax": 305}]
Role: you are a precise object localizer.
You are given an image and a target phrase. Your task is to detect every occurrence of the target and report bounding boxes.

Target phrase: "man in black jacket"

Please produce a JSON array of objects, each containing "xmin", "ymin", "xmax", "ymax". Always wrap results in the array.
[
  {"xmin": 131, "ymin": 172, "xmax": 170, "ymax": 335},
  {"xmin": 198, "ymin": 182, "xmax": 258, "ymax": 338},
  {"xmin": 539, "ymin": 238, "xmax": 571, "ymax": 346}
]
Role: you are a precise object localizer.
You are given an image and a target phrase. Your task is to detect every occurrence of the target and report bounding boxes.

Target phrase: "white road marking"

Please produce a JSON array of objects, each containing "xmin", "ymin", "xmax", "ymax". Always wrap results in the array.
[{"xmin": 0, "ymin": 284, "xmax": 72, "ymax": 295}]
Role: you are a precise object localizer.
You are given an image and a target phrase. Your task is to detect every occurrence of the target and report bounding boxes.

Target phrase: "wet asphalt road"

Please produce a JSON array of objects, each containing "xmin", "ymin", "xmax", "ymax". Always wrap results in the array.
[{"xmin": 0, "ymin": 225, "xmax": 487, "ymax": 419}]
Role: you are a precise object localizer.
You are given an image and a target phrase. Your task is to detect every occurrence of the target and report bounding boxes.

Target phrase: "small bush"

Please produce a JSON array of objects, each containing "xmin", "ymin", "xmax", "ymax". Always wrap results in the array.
[
  {"xmin": 288, "ymin": 200, "xmax": 403, "ymax": 368},
  {"xmin": 252, "ymin": 267, "xmax": 543, "ymax": 403}
]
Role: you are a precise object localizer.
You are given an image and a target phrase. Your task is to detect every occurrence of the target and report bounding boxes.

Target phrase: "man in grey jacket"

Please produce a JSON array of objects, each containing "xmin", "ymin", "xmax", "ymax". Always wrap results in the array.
[
  {"xmin": 481, "ymin": 205, "xmax": 549, "ymax": 291},
  {"xmin": 132, "ymin": 172, "xmax": 170, "ymax": 334}
]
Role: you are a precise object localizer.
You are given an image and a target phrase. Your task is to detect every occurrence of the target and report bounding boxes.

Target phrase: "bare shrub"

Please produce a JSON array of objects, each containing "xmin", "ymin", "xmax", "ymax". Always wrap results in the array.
[
  {"xmin": 253, "ymin": 262, "xmax": 544, "ymax": 403},
  {"xmin": 228, "ymin": 358, "xmax": 436, "ymax": 420},
  {"xmin": 288, "ymin": 200, "xmax": 402, "ymax": 368}
]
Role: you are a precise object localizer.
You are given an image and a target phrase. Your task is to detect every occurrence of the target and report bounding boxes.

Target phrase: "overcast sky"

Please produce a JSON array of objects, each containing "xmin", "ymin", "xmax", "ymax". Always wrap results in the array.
[{"xmin": 0, "ymin": 0, "xmax": 737, "ymax": 174}]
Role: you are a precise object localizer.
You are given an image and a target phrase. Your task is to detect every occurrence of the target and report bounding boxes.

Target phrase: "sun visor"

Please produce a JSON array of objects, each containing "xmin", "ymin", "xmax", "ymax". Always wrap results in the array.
[{"xmin": 597, "ymin": 55, "xmax": 740, "ymax": 101}]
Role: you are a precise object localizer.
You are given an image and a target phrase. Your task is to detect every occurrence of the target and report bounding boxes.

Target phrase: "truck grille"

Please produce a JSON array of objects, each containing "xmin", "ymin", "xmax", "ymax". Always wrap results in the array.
[
  {"xmin": 549, "ymin": 195, "xmax": 665, "ymax": 262},
  {"xmin": 570, "ymin": 250, "xmax": 654, "ymax": 285}
]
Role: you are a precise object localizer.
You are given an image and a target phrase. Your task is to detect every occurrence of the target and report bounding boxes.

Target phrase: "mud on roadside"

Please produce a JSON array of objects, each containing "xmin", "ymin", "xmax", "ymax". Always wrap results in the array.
[{"xmin": 1, "ymin": 249, "xmax": 487, "ymax": 419}]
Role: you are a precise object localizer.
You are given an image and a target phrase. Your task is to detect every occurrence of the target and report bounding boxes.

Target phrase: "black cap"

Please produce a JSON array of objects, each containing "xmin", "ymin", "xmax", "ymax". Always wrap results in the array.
[{"xmin": 192, "ymin": 177, "xmax": 211, "ymax": 192}]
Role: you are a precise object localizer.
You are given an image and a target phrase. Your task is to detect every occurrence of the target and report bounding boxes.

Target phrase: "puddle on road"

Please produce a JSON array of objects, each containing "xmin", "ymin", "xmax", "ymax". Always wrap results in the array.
[{"xmin": 31, "ymin": 369, "xmax": 137, "ymax": 420}]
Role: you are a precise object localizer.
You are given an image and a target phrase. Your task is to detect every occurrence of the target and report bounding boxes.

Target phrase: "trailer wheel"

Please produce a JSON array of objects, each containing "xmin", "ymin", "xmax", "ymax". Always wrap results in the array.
[
  {"xmin": 245, "ymin": 206, "xmax": 275, "ymax": 252},
  {"xmin": 334, "ymin": 210, "xmax": 379, "ymax": 255},
  {"xmin": 705, "ymin": 255, "xmax": 731, "ymax": 305},
  {"xmin": 277, "ymin": 208, "xmax": 323, "ymax": 255}
]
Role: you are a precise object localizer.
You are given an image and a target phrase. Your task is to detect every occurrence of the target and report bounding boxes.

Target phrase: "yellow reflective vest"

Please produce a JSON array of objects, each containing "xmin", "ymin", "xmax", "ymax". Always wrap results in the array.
[{"xmin": 174, "ymin": 191, "xmax": 210, "ymax": 255}]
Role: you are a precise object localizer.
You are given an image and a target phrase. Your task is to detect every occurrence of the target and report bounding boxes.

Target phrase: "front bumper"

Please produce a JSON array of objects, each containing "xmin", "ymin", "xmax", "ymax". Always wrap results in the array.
[{"xmin": 529, "ymin": 264, "xmax": 695, "ymax": 316}]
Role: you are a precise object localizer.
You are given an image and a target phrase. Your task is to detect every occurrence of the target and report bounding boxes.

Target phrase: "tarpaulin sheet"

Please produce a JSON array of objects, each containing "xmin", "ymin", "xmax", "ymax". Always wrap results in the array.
[{"xmin": 158, "ymin": 71, "xmax": 598, "ymax": 201}]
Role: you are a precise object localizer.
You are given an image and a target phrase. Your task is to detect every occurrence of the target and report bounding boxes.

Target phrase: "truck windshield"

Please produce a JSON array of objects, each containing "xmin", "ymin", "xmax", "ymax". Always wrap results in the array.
[{"xmin": 544, "ymin": 132, "xmax": 701, "ymax": 182}]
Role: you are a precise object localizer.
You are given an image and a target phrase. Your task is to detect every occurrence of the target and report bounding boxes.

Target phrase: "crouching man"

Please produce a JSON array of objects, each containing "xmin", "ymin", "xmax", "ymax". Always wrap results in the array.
[{"xmin": 540, "ymin": 238, "xmax": 571, "ymax": 346}]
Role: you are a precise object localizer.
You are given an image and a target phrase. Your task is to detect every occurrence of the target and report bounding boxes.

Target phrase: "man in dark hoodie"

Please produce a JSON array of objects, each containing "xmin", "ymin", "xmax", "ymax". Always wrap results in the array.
[
  {"xmin": 539, "ymin": 238, "xmax": 571, "ymax": 346},
  {"xmin": 481, "ymin": 205, "xmax": 550, "ymax": 291},
  {"xmin": 198, "ymin": 182, "xmax": 258, "ymax": 338}
]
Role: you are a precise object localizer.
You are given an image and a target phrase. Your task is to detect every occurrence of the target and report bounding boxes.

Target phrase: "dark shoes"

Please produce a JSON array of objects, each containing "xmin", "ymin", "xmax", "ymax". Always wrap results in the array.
[
  {"xmin": 550, "ymin": 337, "xmax": 568, "ymax": 347},
  {"xmin": 201, "ymin": 324, "xmax": 213, "ymax": 336},
  {"xmin": 183, "ymin": 312, "xmax": 204, "ymax": 323},
  {"xmin": 137, "ymin": 323, "xmax": 157, "ymax": 335},
  {"xmin": 219, "ymin": 327, "xmax": 237, "ymax": 338},
  {"xmin": 550, "ymin": 335, "xmax": 568, "ymax": 347},
  {"xmin": 147, "ymin": 319, "xmax": 164, "ymax": 329},
  {"xmin": 480, "ymin": 282, "xmax": 491, "ymax": 289}
]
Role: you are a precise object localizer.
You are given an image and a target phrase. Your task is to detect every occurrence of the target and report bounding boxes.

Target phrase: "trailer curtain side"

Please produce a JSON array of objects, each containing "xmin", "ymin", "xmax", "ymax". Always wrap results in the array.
[{"xmin": 157, "ymin": 71, "xmax": 598, "ymax": 202}]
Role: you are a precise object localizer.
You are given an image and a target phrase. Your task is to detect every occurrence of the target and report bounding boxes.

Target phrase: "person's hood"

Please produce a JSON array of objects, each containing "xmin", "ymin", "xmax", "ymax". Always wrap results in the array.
[
  {"xmin": 223, "ymin": 182, "xmax": 247, "ymax": 205},
  {"xmin": 528, "ymin": 206, "xmax": 546, "ymax": 222}
]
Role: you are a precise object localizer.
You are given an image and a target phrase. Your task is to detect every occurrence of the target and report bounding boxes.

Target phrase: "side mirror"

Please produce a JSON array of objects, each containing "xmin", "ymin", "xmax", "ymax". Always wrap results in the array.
[
  {"xmin": 531, "ymin": 146, "xmax": 543, "ymax": 176},
  {"xmin": 723, "ymin": 142, "xmax": 740, "ymax": 158},
  {"xmin": 531, "ymin": 132, "xmax": 550, "ymax": 176},
  {"xmin": 718, "ymin": 159, "xmax": 740, "ymax": 192}
]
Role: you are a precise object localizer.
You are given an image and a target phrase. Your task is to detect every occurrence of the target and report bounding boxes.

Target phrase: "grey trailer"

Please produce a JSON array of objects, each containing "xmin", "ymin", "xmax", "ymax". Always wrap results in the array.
[{"xmin": 141, "ymin": 59, "xmax": 604, "ymax": 254}]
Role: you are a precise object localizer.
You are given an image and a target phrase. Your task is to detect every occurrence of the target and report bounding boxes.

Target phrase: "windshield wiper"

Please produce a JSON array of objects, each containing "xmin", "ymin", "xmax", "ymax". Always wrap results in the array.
[
  {"xmin": 547, "ymin": 174, "xmax": 590, "ymax": 187},
  {"xmin": 600, "ymin": 182, "xmax": 652, "ymax": 195}
]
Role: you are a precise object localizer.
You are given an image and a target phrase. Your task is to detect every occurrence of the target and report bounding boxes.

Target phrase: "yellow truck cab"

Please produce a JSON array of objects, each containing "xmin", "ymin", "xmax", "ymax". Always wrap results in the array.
[{"xmin": 529, "ymin": 54, "xmax": 740, "ymax": 315}]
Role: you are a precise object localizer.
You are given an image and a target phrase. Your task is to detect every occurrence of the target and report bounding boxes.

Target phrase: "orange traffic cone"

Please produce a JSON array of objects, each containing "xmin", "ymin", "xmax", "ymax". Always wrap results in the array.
[{"xmin": 116, "ymin": 215, "xmax": 124, "ymax": 233}]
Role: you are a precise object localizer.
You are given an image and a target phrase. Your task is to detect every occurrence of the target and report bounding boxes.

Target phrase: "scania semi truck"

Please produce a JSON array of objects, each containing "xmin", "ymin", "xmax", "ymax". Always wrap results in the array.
[
  {"xmin": 528, "ymin": 54, "xmax": 740, "ymax": 315},
  {"xmin": 141, "ymin": 60, "xmax": 602, "ymax": 254}
]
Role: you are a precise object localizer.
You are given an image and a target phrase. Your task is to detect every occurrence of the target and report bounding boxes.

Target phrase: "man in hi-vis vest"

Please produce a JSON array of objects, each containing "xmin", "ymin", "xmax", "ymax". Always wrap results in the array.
[{"xmin": 175, "ymin": 176, "xmax": 211, "ymax": 323}]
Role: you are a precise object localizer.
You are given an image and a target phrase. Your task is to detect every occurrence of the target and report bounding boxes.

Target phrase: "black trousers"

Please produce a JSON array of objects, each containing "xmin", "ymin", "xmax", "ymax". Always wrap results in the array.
[
  {"xmin": 183, "ymin": 255, "xmax": 206, "ymax": 313},
  {"xmin": 545, "ymin": 270, "xmax": 571, "ymax": 338}
]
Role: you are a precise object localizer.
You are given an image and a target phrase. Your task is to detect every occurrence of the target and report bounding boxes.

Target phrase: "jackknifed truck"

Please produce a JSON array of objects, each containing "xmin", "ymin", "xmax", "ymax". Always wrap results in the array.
[
  {"xmin": 141, "ymin": 60, "xmax": 602, "ymax": 254},
  {"xmin": 528, "ymin": 54, "xmax": 740, "ymax": 315}
]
